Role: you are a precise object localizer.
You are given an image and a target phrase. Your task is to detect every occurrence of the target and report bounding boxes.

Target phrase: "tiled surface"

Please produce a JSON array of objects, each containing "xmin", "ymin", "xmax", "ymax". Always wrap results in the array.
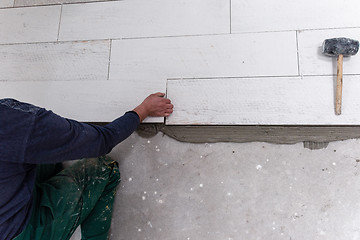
[
  {"xmin": 109, "ymin": 32, "xmax": 298, "ymax": 81},
  {"xmin": 0, "ymin": 40, "xmax": 110, "ymax": 81},
  {"xmin": 0, "ymin": 5, "xmax": 61, "ymax": 44},
  {"xmin": 231, "ymin": 0, "xmax": 360, "ymax": 33},
  {"xmin": 1, "ymin": 0, "xmax": 359, "ymax": 123},
  {"xmin": 298, "ymin": 28, "xmax": 360, "ymax": 76},
  {"xmin": 0, "ymin": 0, "xmax": 14, "ymax": 8},
  {"xmin": 58, "ymin": 0, "xmax": 230, "ymax": 41},
  {"xmin": 166, "ymin": 76, "xmax": 360, "ymax": 125},
  {"xmin": 2, "ymin": 1, "xmax": 360, "ymax": 240}
]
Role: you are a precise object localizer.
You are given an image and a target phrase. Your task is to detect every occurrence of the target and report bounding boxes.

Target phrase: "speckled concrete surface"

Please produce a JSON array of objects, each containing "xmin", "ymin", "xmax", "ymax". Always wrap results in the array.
[{"xmin": 71, "ymin": 133, "xmax": 360, "ymax": 240}]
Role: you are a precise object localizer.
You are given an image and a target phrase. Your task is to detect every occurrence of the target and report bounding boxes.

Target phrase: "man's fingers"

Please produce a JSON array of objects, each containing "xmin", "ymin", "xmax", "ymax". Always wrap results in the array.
[{"xmin": 155, "ymin": 92, "xmax": 166, "ymax": 97}]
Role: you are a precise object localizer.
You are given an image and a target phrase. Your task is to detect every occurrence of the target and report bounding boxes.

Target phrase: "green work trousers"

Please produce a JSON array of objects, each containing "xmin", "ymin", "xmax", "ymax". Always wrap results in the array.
[{"xmin": 14, "ymin": 156, "xmax": 120, "ymax": 240}]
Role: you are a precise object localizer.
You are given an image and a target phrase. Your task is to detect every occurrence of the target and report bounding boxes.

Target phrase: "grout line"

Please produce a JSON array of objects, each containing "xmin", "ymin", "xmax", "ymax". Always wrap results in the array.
[
  {"xmin": 229, "ymin": 0, "xmax": 232, "ymax": 34},
  {"xmin": 1, "ymin": 73, "xmax": 360, "ymax": 83},
  {"xmin": 0, "ymin": 26, "xmax": 359, "ymax": 46},
  {"xmin": 0, "ymin": 39, "xmax": 109, "ymax": 46},
  {"xmin": 58, "ymin": 0, "xmax": 120, "ymax": 6},
  {"xmin": 166, "ymin": 73, "xmax": 360, "ymax": 81},
  {"xmin": 57, "ymin": 4, "xmax": 63, "ymax": 42},
  {"xmin": 121, "ymin": 33, "xmax": 231, "ymax": 40},
  {"xmin": 0, "ymin": 33, "xmax": 230, "ymax": 46},
  {"xmin": 6, "ymin": 0, "xmax": 121, "ymax": 9},
  {"xmin": 1, "ymin": 3, "xmax": 62, "ymax": 9},
  {"xmin": 302, "ymin": 73, "xmax": 360, "ymax": 77},
  {"xmin": 107, "ymin": 39, "xmax": 112, "ymax": 80},
  {"xmin": 296, "ymin": 30, "xmax": 301, "ymax": 76},
  {"xmin": 167, "ymin": 75, "xmax": 303, "ymax": 81}
]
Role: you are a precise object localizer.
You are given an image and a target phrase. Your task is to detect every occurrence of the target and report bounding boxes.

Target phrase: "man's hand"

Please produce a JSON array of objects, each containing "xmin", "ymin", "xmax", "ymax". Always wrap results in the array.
[{"xmin": 133, "ymin": 92, "xmax": 174, "ymax": 122}]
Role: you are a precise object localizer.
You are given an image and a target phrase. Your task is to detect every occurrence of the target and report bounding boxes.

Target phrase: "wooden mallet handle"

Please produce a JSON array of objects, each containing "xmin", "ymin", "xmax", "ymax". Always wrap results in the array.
[{"xmin": 336, "ymin": 54, "xmax": 343, "ymax": 115}]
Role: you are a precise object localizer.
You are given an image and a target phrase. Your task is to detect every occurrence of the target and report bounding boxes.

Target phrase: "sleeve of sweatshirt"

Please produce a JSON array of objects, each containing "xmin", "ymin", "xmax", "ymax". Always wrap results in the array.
[{"xmin": 23, "ymin": 108, "xmax": 140, "ymax": 164}]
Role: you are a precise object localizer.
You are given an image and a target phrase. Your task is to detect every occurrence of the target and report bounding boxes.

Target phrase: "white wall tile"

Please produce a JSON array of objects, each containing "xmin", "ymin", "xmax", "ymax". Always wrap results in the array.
[
  {"xmin": 166, "ymin": 76, "xmax": 360, "ymax": 125},
  {"xmin": 298, "ymin": 28, "xmax": 360, "ymax": 76},
  {"xmin": 109, "ymin": 32, "xmax": 298, "ymax": 81},
  {"xmin": 0, "ymin": 5, "xmax": 61, "ymax": 44},
  {"xmin": 0, "ymin": 40, "xmax": 110, "ymax": 81},
  {"xmin": 0, "ymin": 80, "xmax": 163, "ymax": 122},
  {"xmin": 0, "ymin": 0, "xmax": 14, "ymax": 8},
  {"xmin": 59, "ymin": 0, "xmax": 230, "ymax": 41},
  {"xmin": 232, "ymin": 0, "xmax": 360, "ymax": 33}
]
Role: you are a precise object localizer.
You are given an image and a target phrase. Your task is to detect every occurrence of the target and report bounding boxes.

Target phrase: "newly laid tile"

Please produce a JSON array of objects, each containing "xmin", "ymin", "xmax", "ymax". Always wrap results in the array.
[
  {"xmin": 0, "ymin": 5, "xmax": 61, "ymax": 44},
  {"xmin": 0, "ymin": 80, "xmax": 164, "ymax": 122},
  {"xmin": 166, "ymin": 76, "xmax": 360, "ymax": 125},
  {"xmin": 59, "ymin": 0, "xmax": 230, "ymax": 41},
  {"xmin": 0, "ymin": 40, "xmax": 110, "ymax": 81}
]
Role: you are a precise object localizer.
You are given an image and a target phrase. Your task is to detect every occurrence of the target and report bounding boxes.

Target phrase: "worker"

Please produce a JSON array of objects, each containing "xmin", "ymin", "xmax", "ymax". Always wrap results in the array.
[{"xmin": 0, "ymin": 92, "xmax": 173, "ymax": 240}]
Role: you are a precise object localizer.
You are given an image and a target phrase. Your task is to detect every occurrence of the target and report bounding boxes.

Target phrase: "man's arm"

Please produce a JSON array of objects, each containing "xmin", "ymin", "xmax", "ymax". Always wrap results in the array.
[{"xmin": 23, "ymin": 93, "xmax": 173, "ymax": 164}]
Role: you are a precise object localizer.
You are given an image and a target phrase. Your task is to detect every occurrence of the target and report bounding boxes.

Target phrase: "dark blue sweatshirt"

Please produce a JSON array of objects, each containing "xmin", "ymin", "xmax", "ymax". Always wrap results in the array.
[{"xmin": 0, "ymin": 98, "xmax": 140, "ymax": 240}]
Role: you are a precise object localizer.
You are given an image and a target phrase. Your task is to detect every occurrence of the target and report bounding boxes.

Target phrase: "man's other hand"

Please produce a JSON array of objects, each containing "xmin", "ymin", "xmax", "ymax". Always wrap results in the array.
[{"xmin": 133, "ymin": 92, "xmax": 174, "ymax": 122}]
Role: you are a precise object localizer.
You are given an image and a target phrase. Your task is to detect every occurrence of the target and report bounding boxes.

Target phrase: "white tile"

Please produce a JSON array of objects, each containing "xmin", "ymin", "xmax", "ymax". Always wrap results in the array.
[
  {"xmin": 59, "ymin": 0, "xmax": 230, "ymax": 41},
  {"xmin": 110, "ymin": 32, "xmax": 298, "ymax": 81},
  {"xmin": 298, "ymin": 28, "xmax": 360, "ymax": 76},
  {"xmin": 0, "ymin": 40, "xmax": 110, "ymax": 81},
  {"xmin": 166, "ymin": 76, "xmax": 360, "ymax": 125},
  {"xmin": 0, "ymin": 5, "xmax": 61, "ymax": 44},
  {"xmin": 0, "ymin": 0, "xmax": 14, "ymax": 8},
  {"xmin": 0, "ymin": 80, "xmax": 164, "ymax": 122},
  {"xmin": 231, "ymin": 0, "xmax": 360, "ymax": 33}
]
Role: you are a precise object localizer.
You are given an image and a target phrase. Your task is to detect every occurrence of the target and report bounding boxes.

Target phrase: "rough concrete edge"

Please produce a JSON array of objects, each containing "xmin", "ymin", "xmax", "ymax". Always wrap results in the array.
[
  {"xmin": 303, "ymin": 141, "xmax": 330, "ymax": 150},
  {"xmin": 88, "ymin": 123, "xmax": 360, "ymax": 150},
  {"xmin": 139, "ymin": 124, "xmax": 360, "ymax": 150}
]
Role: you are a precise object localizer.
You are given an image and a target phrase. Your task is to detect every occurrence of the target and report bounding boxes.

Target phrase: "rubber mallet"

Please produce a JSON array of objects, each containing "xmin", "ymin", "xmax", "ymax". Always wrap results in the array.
[{"xmin": 322, "ymin": 37, "xmax": 359, "ymax": 115}]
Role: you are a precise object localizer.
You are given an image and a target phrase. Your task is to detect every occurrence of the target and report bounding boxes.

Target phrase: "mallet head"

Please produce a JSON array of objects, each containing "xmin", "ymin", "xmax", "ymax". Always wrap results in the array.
[{"xmin": 322, "ymin": 37, "xmax": 359, "ymax": 57}]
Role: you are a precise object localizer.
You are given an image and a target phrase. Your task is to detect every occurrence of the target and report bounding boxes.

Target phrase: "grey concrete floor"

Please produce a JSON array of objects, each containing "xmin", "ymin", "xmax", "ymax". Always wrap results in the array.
[{"xmin": 71, "ymin": 133, "xmax": 360, "ymax": 240}]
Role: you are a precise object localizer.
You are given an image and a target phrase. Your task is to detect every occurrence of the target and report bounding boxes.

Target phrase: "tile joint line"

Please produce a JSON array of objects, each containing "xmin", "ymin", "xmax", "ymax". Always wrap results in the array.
[
  {"xmin": 107, "ymin": 39, "xmax": 112, "ymax": 81},
  {"xmin": 296, "ymin": 30, "xmax": 301, "ymax": 76},
  {"xmin": 229, "ymin": 0, "xmax": 232, "ymax": 34},
  {"xmin": 56, "ymin": 4, "xmax": 63, "ymax": 42}
]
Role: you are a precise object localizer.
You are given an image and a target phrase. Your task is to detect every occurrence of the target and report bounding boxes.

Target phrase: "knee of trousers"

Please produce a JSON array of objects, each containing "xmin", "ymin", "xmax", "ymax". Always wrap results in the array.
[{"xmin": 98, "ymin": 156, "xmax": 121, "ymax": 187}]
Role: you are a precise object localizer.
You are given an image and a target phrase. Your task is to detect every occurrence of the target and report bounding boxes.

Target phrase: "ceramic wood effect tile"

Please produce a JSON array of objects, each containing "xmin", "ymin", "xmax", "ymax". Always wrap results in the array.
[
  {"xmin": 231, "ymin": 0, "xmax": 360, "ymax": 33},
  {"xmin": 298, "ymin": 28, "xmax": 360, "ymax": 76},
  {"xmin": 0, "ymin": 40, "xmax": 110, "ymax": 81},
  {"xmin": 0, "ymin": 5, "xmax": 61, "ymax": 44},
  {"xmin": 0, "ymin": 0, "xmax": 14, "ymax": 8},
  {"xmin": 166, "ymin": 76, "xmax": 360, "ymax": 125},
  {"xmin": 58, "ymin": 0, "xmax": 230, "ymax": 41},
  {"xmin": 0, "ymin": 80, "xmax": 164, "ymax": 122},
  {"xmin": 109, "ymin": 32, "xmax": 298, "ymax": 82}
]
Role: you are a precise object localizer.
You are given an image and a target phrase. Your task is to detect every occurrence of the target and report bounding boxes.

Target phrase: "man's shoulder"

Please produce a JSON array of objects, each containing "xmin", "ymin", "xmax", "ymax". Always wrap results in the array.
[{"xmin": 0, "ymin": 99, "xmax": 42, "ymax": 115}]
